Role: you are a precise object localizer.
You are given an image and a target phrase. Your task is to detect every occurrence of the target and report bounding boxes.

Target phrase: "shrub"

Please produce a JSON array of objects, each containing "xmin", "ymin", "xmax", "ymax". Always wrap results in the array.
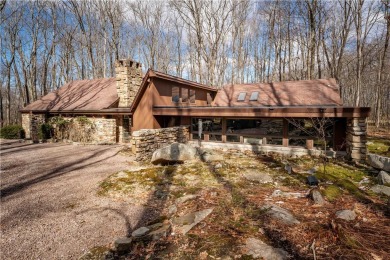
[
  {"xmin": 39, "ymin": 123, "xmax": 53, "ymax": 139},
  {"xmin": 0, "ymin": 125, "xmax": 25, "ymax": 139}
]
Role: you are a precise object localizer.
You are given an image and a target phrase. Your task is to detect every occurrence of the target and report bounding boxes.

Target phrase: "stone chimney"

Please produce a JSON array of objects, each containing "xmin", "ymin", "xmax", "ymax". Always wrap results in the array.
[{"xmin": 115, "ymin": 59, "xmax": 143, "ymax": 107}]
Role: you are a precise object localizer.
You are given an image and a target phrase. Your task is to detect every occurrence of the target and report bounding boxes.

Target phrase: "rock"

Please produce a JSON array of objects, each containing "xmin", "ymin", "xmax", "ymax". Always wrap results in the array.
[
  {"xmin": 307, "ymin": 175, "xmax": 319, "ymax": 186},
  {"xmin": 243, "ymin": 170, "xmax": 273, "ymax": 184},
  {"xmin": 367, "ymin": 154, "xmax": 390, "ymax": 171},
  {"xmin": 377, "ymin": 171, "xmax": 390, "ymax": 185},
  {"xmin": 284, "ymin": 164, "xmax": 292, "ymax": 174},
  {"xmin": 335, "ymin": 210, "xmax": 356, "ymax": 221},
  {"xmin": 308, "ymin": 168, "xmax": 316, "ymax": 175},
  {"xmin": 175, "ymin": 194, "xmax": 198, "ymax": 205},
  {"xmin": 371, "ymin": 185, "xmax": 390, "ymax": 196},
  {"xmin": 114, "ymin": 237, "xmax": 133, "ymax": 253},
  {"xmin": 262, "ymin": 204, "xmax": 300, "ymax": 225},
  {"xmin": 171, "ymin": 208, "xmax": 213, "ymax": 235},
  {"xmin": 154, "ymin": 190, "xmax": 168, "ymax": 199},
  {"xmin": 199, "ymin": 149, "xmax": 224, "ymax": 162},
  {"xmin": 271, "ymin": 190, "xmax": 304, "ymax": 199},
  {"xmin": 148, "ymin": 224, "xmax": 171, "ymax": 241},
  {"xmin": 151, "ymin": 143, "xmax": 198, "ymax": 165},
  {"xmin": 131, "ymin": 227, "xmax": 150, "ymax": 237},
  {"xmin": 214, "ymin": 163, "xmax": 223, "ymax": 169},
  {"xmin": 168, "ymin": 205, "xmax": 177, "ymax": 215},
  {"xmin": 147, "ymin": 222, "xmax": 163, "ymax": 230},
  {"xmin": 243, "ymin": 238, "xmax": 288, "ymax": 260},
  {"xmin": 309, "ymin": 189, "xmax": 325, "ymax": 205}
]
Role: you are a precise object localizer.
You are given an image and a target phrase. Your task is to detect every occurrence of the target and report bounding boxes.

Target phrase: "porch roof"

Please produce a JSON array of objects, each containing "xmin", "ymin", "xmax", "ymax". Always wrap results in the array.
[{"xmin": 152, "ymin": 106, "xmax": 370, "ymax": 118}]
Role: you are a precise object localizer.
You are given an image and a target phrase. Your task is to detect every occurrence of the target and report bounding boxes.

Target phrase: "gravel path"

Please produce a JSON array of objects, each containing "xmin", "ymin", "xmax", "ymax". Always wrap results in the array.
[{"xmin": 0, "ymin": 140, "xmax": 146, "ymax": 259}]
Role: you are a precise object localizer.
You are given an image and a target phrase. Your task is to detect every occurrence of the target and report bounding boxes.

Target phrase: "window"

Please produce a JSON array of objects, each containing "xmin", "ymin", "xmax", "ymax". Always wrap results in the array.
[
  {"xmin": 172, "ymin": 86, "xmax": 180, "ymax": 103},
  {"xmin": 182, "ymin": 88, "xmax": 189, "ymax": 102},
  {"xmin": 237, "ymin": 92, "xmax": 246, "ymax": 101},
  {"xmin": 207, "ymin": 93, "xmax": 213, "ymax": 105},
  {"xmin": 249, "ymin": 91, "xmax": 259, "ymax": 101},
  {"xmin": 190, "ymin": 89, "xmax": 196, "ymax": 103}
]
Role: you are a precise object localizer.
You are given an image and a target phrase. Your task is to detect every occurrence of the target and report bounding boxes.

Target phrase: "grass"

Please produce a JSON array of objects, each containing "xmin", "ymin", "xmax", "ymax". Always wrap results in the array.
[{"xmin": 367, "ymin": 137, "xmax": 390, "ymax": 157}]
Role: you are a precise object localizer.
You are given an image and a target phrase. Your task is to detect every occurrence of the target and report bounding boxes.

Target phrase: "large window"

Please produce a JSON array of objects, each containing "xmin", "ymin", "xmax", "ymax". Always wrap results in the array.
[
  {"xmin": 191, "ymin": 118, "xmax": 222, "ymax": 141},
  {"xmin": 172, "ymin": 86, "xmax": 180, "ymax": 103},
  {"xmin": 182, "ymin": 88, "xmax": 189, "ymax": 102},
  {"xmin": 226, "ymin": 119, "xmax": 283, "ymax": 135},
  {"xmin": 190, "ymin": 89, "xmax": 196, "ymax": 103},
  {"xmin": 287, "ymin": 118, "xmax": 334, "ymax": 148}
]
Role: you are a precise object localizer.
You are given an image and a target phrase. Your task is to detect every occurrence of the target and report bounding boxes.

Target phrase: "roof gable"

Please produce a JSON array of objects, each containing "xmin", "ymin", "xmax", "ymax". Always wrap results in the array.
[
  {"xmin": 213, "ymin": 78, "xmax": 342, "ymax": 107},
  {"xmin": 130, "ymin": 69, "xmax": 217, "ymax": 112},
  {"xmin": 21, "ymin": 78, "xmax": 118, "ymax": 112}
]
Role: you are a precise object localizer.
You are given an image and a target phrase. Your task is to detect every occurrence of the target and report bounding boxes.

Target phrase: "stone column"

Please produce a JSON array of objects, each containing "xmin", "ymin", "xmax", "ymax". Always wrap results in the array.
[
  {"xmin": 30, "ymin": 114, "xmax": 46, "ymax": 142},
  {"xmin": 21, "ymin": 113, "xmax": 32, "ymax": 139},
  {"xmin": 346, "ymin": 117, "xmax": 367, "ymax": 161}
]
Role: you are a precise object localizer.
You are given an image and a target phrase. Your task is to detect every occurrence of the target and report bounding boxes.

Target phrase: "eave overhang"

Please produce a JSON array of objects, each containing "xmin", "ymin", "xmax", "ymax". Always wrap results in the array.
[
  {"xmin": 20, "ymin": 108, "xmax": 132, "ymax": 115},
  {"xmin": 152, "ymin": 106, "xmax": 371, "ymax": 118}
]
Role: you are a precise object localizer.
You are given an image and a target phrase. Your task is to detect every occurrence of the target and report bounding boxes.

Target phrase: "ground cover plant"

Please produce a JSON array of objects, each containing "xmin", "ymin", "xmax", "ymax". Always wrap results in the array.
[{"xmin": 92, "ymin": 151, "xmax": 390, "ymax": 259}]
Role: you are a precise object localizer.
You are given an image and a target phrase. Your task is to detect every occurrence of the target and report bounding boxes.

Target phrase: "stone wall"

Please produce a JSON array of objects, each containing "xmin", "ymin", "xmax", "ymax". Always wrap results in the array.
[
  {"xmin": 91, "ymin": 117, "xmax": 116, "ymax": 144},
  {"xmin": 115, "ymin": 59, "xmax": 143, "ymax": 107},
  {"xmin": 22, "ymin": 114, "xmax": 117, "ymax": 144},
  {"xmin": 132, "ymin": 126, "xmax": 190, "ymax": 161},
  {"xmin": 21, "ymin": 113, "xmax": 46, "ymax": 141},
  {"xmin": 346, "ymin": 117, "xmax": 367, "ymax": 161}
]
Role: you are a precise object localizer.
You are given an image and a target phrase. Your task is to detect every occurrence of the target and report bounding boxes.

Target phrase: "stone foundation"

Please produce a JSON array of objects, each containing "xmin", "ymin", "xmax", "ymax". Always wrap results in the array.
[
  {"xmin": 346, "ymin": 117, "xmax": 367, "ymax": 161},
  {"xmin": 132, "ymin": 126, "xmax": 190, "ymax": 161}
]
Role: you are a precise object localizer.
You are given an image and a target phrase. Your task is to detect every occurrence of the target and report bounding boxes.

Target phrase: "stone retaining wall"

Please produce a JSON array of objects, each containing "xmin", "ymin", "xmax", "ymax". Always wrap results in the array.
[
  {"xmin": 132, "ymin": 126, "xmax": 190, "ymax": 161},
  {"xmin": 346, "ymin": 117, "xmax": 367, "ymax": 161}
]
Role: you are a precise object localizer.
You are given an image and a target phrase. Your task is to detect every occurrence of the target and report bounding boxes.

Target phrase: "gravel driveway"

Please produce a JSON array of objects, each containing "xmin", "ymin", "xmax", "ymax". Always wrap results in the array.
[{"xmin": 1, "ymin": 140, "xmax": 145, "ymax": 259}]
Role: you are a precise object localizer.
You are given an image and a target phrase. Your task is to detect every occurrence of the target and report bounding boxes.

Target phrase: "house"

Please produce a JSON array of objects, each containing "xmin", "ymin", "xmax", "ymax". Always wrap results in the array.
[{"xmin": 20, "ymin": 59, "xmax": 370, "ymax": 161}]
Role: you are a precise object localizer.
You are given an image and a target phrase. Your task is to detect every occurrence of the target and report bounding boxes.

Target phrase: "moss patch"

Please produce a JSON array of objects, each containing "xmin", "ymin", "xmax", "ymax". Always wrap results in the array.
[
  {"xmin": 315, "ymin": 163, "xmax": 372, "ymax": 202},
  {"xmin": 367, "ymin": 137, "xmax": 390, "ymax": 157},
  {"xmin": 323, "ymin": 185, "xmax": 342, "ymax": 202}
]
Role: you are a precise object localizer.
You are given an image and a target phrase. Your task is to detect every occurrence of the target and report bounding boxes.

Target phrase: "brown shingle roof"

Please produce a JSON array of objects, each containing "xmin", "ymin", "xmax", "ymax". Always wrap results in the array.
[
  {"xmin": 21, "ymin": 78, "xmax": 118, "ymax": 112},
  {"xmin": 213, "ymin": 78, "xmax": 342, "ymax": 107}
]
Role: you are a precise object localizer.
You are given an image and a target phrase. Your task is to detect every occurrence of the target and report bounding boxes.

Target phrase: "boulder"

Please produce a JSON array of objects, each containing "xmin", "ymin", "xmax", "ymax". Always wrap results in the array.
[
  {"xmin": 114, "ymin": 237, "xmax": 133, "ymax": 253},
  {"xmin": 371, "ymin": 185, "xmax": 390, "ymax": 196},
  {"xmin": 377, "ymin": 171, "xmax": 390, "ymax": 185},
  {"xmin": 243, "ymin": 238, "xmax": 288, "ymax": 260},
  {"xmin": 151, "ymin": 143, "xmax": 198, "ymax": 165},
  {"xmin": 261, "ymin": 204, "xmax": 300, "ymax": 225},
  {"xmin": 335, "ymin": 210, "xmax": 356, "ymax": 221},
  {"xmin": 367, "ymin": 154, "xmax": 390, "ymax": 171},
  {"xmin": 244, "ymin": 170, "xmax": 273, "ymax": 184},
  {"xmin": 171, "ymin": 208, "xmax": 213, "ymax": 235},
  {"xmin": 309, "ymin": 189, "xmax": 325, "ymax": 205}
]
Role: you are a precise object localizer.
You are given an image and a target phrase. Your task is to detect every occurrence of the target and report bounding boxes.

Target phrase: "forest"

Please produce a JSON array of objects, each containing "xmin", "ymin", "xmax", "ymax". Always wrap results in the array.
[{"xmin": 1, "ymin": 0, "xmax": 389, "ymax": 127}]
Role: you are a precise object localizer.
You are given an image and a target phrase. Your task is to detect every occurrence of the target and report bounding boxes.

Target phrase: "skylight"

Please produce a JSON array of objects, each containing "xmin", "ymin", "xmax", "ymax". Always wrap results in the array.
[
  {"xmin": 237, "ymin": 92, "xmax": 246, "ymax": 101},
  {"xmin": 249, "ymin": 91, "xmax": 259, "ymax": 101}
]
